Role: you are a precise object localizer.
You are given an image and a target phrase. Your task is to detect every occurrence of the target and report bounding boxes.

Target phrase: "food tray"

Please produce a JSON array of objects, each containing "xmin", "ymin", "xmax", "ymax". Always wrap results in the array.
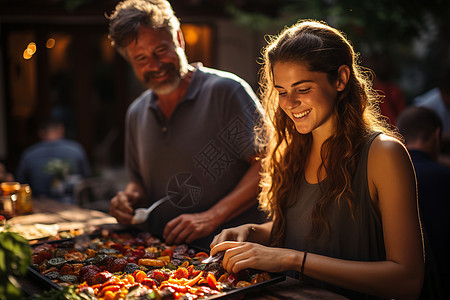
[
  {"xmin": 207, "ymin": 273, "xmax": 285, "ymax": 299},
  {"xmin": 28, "ymin": 228, "xmax": 286, "ymax": 299}
]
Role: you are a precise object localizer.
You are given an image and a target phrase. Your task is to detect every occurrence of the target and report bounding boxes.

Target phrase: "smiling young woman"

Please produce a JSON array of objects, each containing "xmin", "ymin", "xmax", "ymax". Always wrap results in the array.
[{"xmin": 210, "ymin": 20, "xmax": 425, "ymax": 299}]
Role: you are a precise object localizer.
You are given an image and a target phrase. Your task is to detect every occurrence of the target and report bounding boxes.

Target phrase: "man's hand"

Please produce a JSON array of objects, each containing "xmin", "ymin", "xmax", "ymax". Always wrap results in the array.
[
  {"xmin": 163, "ymin": 211, "xmax": 220, "ymax": 245},
  {"xmin": 109, "ymin": 182, "xmax": 144, "ymax": 224}
]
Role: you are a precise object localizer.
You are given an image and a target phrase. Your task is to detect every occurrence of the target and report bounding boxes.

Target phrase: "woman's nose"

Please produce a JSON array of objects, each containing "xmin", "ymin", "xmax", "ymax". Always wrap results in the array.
[{"xmin": 283, "ymin": 93, "xmax": 301, "ymax": 110}]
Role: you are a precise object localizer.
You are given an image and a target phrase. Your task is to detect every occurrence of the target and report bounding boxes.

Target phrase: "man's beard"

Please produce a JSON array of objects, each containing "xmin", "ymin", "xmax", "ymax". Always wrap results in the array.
[{"xmin": 143, "ymin": 63, "xmax": 181, "ymax": 95}]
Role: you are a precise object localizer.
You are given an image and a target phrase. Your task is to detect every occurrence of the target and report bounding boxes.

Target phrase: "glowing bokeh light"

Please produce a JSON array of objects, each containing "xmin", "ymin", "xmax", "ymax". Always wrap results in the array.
[
  {"xmin": 27, "ymin": 42, "xmax": 36, "ymax": 54},
  {"xmin": 23, "ymin": 49, "xmax": 32, "ymax": 60},
  {"xmin": 183, "ymin": 25, "xmax": 199, "ymax": 46},
  {"xmin": 46, "ymin": 38, "xmax": 56, "ymax": 49}
]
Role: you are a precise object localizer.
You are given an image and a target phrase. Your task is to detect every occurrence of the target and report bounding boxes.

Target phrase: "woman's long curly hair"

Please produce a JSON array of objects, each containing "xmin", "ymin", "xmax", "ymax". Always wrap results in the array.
[{"xmin": 257, "ymin": 20, "xmax": 396, "ymax": 247}]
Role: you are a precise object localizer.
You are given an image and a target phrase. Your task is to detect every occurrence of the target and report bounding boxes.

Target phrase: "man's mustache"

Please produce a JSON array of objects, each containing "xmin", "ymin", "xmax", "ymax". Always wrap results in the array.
[{"xmin": 143, "ymin": 63, "xmax": 175, "ymax": 83}]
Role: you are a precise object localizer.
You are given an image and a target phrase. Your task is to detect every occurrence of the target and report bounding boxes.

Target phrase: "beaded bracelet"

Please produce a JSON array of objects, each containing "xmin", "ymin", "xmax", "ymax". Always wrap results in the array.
[{"xmin": 300, "ymin": 251, "xmax": 308, "ymax": 280}]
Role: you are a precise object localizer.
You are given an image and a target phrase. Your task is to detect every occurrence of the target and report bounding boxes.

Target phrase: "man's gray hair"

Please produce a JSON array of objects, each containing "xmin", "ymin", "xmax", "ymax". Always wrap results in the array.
[{"xmin": 107, "ymin": 0, "xmax": 180, "ymax": 58}]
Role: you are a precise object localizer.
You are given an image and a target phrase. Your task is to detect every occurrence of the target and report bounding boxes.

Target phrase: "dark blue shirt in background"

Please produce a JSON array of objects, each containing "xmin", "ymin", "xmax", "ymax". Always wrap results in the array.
[
  {"xmin": 409, "ymin": 149, "xmax": 450, "ymax": 296},
  {"xmin": 16, "ymin": 138, "xmax": 91, "ymax": 203}
]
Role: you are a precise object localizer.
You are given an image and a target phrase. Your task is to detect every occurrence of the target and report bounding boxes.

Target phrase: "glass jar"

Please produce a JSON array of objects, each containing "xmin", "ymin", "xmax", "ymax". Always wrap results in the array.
[
  {"xmin": 17, "ymin": 184, "xmax": 33, "ymax": 214},
  {"xmin": 0, "ymin": 195, "xmax": 15, "ymax": 219},
  {"xmin": 0, "ymin": 181, "xmax": 21, "ymax": 196},
  {"xmin": 0, "ymin": 182, "xmax": 32, "ymax": 215}
]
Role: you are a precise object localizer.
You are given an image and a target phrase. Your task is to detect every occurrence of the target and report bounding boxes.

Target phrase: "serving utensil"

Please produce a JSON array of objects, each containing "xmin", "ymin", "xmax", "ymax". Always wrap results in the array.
[
  {"xmin": 132, "ymin": 195, "xmax": 173, "ymax": 224},
  {"xmin": 201, "ymin": 251, "xmax": 224, "ymax": 264}
]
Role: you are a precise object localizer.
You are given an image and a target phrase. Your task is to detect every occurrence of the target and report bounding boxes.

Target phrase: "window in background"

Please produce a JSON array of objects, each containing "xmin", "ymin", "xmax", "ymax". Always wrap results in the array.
[{"xmin": 181, "ymin": 23, "xmax": 214, "ymax": 67}]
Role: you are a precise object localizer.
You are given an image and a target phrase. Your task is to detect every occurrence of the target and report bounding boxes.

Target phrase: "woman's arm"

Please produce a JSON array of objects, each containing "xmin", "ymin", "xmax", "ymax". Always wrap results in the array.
[{"xmin": 304, "ymin": 135, "xmax": 424, "ymax": 298}]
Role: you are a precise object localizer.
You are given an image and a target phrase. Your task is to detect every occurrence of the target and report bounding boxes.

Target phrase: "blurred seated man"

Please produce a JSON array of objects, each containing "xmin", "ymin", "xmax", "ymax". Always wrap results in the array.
[
  {"xmin": 16, "ymin": 118, "xmax": 91, "ymax": 203},
  {"xmin": 397, "ymin": 106, "xmax": 450, "ymax": 297},
  {"xmin": 414, "ymin": 58, "xmax": 450, "ymax": 161}
]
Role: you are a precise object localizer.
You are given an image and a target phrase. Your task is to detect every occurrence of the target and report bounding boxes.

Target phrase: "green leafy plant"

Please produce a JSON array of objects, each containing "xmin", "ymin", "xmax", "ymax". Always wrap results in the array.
[
  {"xmin": 43, "ymin": 158, "xmax": 72, "ymax": 180},
  {"xmin": 0, "ymin": 230, "xmax": 32, "ymax": 300}
]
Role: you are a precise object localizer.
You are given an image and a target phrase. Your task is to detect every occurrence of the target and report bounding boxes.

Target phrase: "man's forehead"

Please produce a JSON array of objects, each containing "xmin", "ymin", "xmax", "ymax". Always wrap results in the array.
[
  {"xmin": 138, "ymin": 25, "xmax": 174, "ymax": 40},
  {"xmin": 126, "ymin": 26, "xmax": 174, "ymax": 49}
]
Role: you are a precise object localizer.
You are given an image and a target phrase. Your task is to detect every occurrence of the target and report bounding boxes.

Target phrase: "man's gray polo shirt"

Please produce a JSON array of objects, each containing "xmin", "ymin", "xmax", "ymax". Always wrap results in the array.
[{"xmin": 125, "ymin": 65, "xmax": 266, "ymax": 247}]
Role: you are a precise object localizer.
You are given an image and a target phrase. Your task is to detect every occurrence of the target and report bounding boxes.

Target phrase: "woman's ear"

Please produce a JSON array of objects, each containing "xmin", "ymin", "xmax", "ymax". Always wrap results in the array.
[{"xmin": 336, "ymin": 65, "xmax": 350, "ymax": 92}]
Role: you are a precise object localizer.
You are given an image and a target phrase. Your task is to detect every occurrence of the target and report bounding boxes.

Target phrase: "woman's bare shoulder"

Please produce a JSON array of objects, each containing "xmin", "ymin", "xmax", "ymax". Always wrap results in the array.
[
  {"xmin": 369, "ymin": 133, "xmax": 407, "ymax": 159},
  {"xmin": 368, "ymin": 133, "xmax": 413, "ymax": 184}
]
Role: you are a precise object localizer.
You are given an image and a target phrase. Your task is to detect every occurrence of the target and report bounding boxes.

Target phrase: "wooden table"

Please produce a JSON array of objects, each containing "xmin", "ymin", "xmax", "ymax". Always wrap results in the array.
[
  {"xmin": 7, "ymin": 197, "xmax": 117, "ymax": 235},
  {"xmin": 9, "ymin": 198, "xmax": 348, "ymax": 299},
  {"xmin": 225, "ymin": 276, "xmax": 348, "ymax": 299}
]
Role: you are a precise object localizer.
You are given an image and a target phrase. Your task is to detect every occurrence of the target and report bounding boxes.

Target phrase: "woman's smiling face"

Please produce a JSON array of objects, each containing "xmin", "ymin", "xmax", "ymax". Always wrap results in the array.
[{"xmin": 273, "ymin": 61, "xmax": 343, "ymax": 136}]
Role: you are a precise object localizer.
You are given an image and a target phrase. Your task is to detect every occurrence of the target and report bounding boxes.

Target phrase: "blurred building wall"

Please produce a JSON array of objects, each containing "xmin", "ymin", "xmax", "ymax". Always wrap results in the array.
[
  {"xmin": 0, "ymin": 1, "xmax": 265, "ymax": 175},
  {"xmin": 0, "ymin": 43, "xmax": 6, "ymax": 160}
]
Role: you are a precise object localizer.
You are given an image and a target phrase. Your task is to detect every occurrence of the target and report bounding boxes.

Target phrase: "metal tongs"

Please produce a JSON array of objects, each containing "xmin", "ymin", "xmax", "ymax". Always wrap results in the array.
[{"xmin": 201, "ymin": 251, "xmax": 224, "ymax": 264}]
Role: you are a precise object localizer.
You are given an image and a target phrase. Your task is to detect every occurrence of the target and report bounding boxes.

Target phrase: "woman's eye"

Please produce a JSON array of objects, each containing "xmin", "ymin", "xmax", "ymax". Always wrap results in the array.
[
  {"xmin": 277, "ymin": 91, "xmax": 287, "ymax": 97},
  {"xmin": 296, "ymin": 88, "xmax": 310, "ymax": 93}
]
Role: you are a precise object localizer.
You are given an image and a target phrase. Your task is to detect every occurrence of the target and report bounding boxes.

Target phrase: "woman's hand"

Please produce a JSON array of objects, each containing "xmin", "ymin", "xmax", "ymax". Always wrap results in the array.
[
  {"xmin": 210, "ymin": 241, "xmax": 301, "ymax": 274},
  {"xmin": 210, "ymin": 224, "xmax": 254, "ymax": 248},
  {"xmin": 210, "ymin": 222, "xmax": 273, "ymax": 249}
]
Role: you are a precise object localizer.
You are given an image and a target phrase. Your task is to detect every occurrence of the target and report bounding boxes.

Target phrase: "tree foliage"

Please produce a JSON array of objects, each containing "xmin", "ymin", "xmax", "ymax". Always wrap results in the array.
[
  {"xmin": 226, "ymin": 0, "xmax": 449, "ymax": 49},
  {"xmin": 225, "ymin": 0, "xmax": 450, "ymax": 94}
]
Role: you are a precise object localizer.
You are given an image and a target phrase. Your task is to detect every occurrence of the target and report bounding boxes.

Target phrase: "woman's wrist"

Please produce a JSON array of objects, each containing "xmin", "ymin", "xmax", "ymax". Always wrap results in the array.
[
  {"xmin": 246, "ymin": 223, "xmax": 271, "ymax": 244},
  {"xmin": 300, "ymin": 251, "xmax": 308, "ymax": 280},
  {"xmin": 285, "ymin": 250, "xmax": 303, "ymax": 272},
  {"xmin": 246, "ymin": 224, "xmax": 257, "ymax": 240}
]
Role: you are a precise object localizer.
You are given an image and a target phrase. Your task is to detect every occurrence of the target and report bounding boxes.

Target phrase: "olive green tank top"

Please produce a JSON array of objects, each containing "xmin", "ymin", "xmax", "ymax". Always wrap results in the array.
[{"xmin": 284, "ymin": 132, "xmax": 385, "ymax": 299}]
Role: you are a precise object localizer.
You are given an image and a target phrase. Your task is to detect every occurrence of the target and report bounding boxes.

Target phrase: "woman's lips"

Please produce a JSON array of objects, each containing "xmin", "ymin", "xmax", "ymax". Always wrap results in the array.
[{"xmin": 293, "ymin": 108, "xmax": 312, "ymax": 118}]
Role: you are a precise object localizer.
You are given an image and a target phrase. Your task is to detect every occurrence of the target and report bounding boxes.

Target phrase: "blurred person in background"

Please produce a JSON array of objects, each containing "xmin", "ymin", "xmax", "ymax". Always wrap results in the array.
[
  {"xmin": 107, "ymin": 0, "xmax": 266, "ymax": 249},
  {"xmin": 414, "ymin": 58, "xmax": 450, "ymax": 164},
  {"xmin": 397, "ymin": 106, "xmax": 450, "ymax": 298},
  {"xmin": 365, "ymin": 53, "xmax": 406, "ymax": 126},
  {"xmin": 16, "ymin": 118, "xmax": 91, "ymax": 203}
]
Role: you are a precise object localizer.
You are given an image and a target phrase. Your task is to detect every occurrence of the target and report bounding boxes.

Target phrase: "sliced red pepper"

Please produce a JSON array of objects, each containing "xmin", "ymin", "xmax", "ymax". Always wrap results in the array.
[
  {"xmin": 194, "ymin": 252, "xmax": 209, "ymax": 259},
  {"xmin": 100, "ymin": 276, "xmax": 124, "ymax": 289},
  {"xmin": 186, "ymin": 270, "xmax": 203, "ymax": 286},
  {"xmin": 159, "ymin": 282, "xmax": 188, "ymax": 293},
  {"xmin": 133, "ymin": 270, "xmax": 147, "ymax": 283},
  {"xmin": 97, "ymin": 284, "xmax": 121, "ymax": 297},
  {"xmin": 227, "ymin": 273, "xmax": 238, "ymax": 285},
  {"xmin": 174, "ymin": 267, "xmax": 189, "ymax": 279},
  {"xmin": 186, "ymin": 265, "xmax": 194, "ymax": 276},
  {"xmin": 141, "ymin": 278, "xmax": 156, "ymax": 288},
  {"xmin": 148, "ymin": 269, "xmax": 166, "ymax": 283},
  {"xmin": 206, "ymin": 272, "xmax": 219, "ymax": 290},
  {"xmin": 160, "ymin": 248, "xmax": 174, "ymax": 258},
  {"xmin": 190, "ymin": 268, "xmax": 201, "ymax": 277},
  {"xmin": 90, "ymin": 284, "xmax": 102, "ymax": 290}
]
